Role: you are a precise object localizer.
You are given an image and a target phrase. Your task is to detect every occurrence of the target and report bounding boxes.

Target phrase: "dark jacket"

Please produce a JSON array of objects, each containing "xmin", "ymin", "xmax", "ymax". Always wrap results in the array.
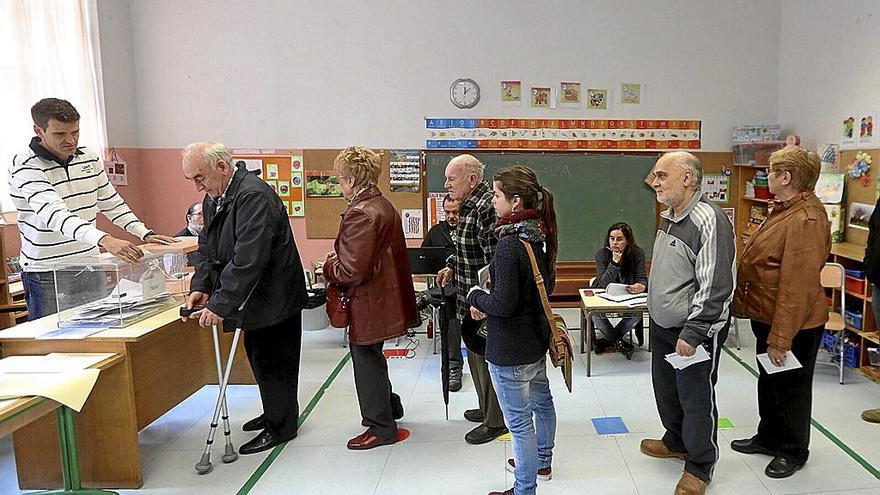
[
  {"xmin": 865, "ymin": 196, "xmax": 880, "ymax": 285},
  {"xmin": 732, "ymin": 192, "xmax": 830, "ymax": 350},
  {"xmin": 468, "ymin": 235, "xmax": 555, "ymax": 366},
  {"xmin": 190, "ymin": 166, "xmax": 307, "ymax": 330},
  {"xmin": 590, "ymin": 245, "xmax": 648, "ymax": 289},
  {"xmin": 421, "ymin": 221, "xmax": 455, "ymax": 258},
  {"xmin": 323, "ymin": 187, "xmax": 419, "ymax": 345}
]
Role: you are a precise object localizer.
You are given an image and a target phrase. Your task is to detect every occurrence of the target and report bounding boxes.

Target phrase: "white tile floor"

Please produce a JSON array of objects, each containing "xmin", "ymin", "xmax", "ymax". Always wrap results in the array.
[{"xmin": 2, "ymin": 315, "xmax": 879, "ymax": 495}]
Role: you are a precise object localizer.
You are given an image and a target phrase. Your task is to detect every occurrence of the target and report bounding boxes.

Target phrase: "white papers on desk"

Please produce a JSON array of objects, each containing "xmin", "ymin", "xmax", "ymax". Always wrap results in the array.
[
  {"xmin": 599, "ymin": 291, "xmax": 645, "ymax": 303},
  {"xmin": 37, "ymin": 326, "xmax": 107, "ymax": 340},
  {"xmin": 0, "ymin": 353, "xmax": 114, "ymax": 373},
  {"xmin": 664, "ymin": 346, "xmax": 710, "ymax": 370},
  {"xmin": 756, "ymin": 352, "xmax": 802, "ymax": 374}
]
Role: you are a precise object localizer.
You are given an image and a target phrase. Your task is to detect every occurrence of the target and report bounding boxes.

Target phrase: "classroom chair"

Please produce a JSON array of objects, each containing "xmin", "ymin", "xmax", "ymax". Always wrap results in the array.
[{"xmin": 818, "ymin": 263, "xmax": 847, "ymax": 384}]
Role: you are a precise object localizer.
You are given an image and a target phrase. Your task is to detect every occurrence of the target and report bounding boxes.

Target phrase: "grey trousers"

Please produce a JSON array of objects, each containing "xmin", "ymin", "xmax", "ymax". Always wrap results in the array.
[{"xmin": 467, "ymin": 350, "xmax": 505, "ymax": 428}]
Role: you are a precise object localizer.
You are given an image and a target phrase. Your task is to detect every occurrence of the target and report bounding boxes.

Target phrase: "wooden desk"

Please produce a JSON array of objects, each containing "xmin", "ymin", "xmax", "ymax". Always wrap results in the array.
[
  {"xmin": 0, "ymin": 354, "xmax": 123, "ymax": 495},
  {"xmin": 579, "ymin": 289, "xmax": 649, "ymax": 377},
  {"xmin": 0, "ymin": 308, "xmax": 254, "ymax": 489}
]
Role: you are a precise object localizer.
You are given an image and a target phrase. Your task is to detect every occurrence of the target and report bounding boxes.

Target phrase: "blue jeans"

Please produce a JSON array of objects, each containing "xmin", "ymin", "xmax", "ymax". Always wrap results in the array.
[
  {"xmin": 489, "ymin": 357, "xmax": 556, "ymax": 495},
  {"xmin": 22, "ymin": 270, "xmax": 106, "ymax": 321}
]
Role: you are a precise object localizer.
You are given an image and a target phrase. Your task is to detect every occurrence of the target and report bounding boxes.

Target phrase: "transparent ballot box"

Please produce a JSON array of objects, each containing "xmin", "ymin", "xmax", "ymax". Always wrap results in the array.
[{"xmin": 52, "ymin": 252, "xmax": 186, "ymax": 329}]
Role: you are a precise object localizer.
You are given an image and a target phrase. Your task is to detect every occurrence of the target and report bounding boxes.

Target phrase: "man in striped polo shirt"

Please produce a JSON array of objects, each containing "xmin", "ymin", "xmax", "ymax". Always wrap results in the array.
[
  {"xmin": 641, "ymin": 152, "xmax": 735, "ymax": 495},
  {"xmin": 9, "ymin": 98, "xmax": 175, "ymax": 320}
]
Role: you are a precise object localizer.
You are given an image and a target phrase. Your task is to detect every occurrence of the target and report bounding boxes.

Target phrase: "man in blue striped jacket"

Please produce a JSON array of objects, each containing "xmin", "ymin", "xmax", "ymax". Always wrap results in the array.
[
  {"xmin": 641, "ymin": 152, "xmax": 735, "ymax": 495},
  {"xmin": 9, "ymin": 98, "xmax": 174, "ymax": 319}
]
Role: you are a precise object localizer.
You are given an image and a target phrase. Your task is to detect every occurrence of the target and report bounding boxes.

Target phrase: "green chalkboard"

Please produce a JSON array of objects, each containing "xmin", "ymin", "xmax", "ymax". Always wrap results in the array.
[{"xmin": 425, "ymin": 152, "xmax": 658, "ymax": 261}]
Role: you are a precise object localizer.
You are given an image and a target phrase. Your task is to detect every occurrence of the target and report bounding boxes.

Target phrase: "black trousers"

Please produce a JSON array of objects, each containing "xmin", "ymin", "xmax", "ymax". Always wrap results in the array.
[
  {"xmin": 750, "ymin": 320, "xmax": 823, "ymax": 464},
  {"xmin": 350, "ymin": 341, "xmax": 401, "ymax": 441},
  {"xmin": 243, "ymin": 314, "xmax": 302, "ymax": 440},
  {"xmin": 651, "ymin": 318, "xmax": 729, "ymax": 482}
]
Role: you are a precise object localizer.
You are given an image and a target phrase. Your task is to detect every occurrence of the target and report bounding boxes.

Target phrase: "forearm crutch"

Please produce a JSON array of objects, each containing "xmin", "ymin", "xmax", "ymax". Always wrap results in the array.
[{"xmin": 194, "ymin": 323, "xmax": 240, "ymax": 474}]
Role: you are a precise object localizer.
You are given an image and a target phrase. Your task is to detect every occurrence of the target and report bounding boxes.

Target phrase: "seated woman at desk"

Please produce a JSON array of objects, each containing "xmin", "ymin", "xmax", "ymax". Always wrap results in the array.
[{"xmin": 590, "ymin": 222, "xmax": 647, "ymax": 359}]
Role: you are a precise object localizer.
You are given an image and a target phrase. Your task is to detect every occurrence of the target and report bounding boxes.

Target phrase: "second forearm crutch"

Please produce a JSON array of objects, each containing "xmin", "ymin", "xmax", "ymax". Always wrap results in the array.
[{"xmin": 195, "ymin": 323, "xmax": 240, "ymax": 474}]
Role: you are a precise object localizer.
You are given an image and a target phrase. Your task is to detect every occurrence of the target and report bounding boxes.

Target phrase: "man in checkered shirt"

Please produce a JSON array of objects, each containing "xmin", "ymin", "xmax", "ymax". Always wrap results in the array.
[{"xmin": 437, "ymin": 154, "xmax": 507, "ymax": 444}]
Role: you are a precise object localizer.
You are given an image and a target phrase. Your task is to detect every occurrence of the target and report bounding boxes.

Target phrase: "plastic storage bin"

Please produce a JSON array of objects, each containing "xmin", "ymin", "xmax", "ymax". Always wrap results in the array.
[
  {"xmin": 845, "ymin": 268, "xmax": 866, "ymax": 279},
  {"xmin": 845, "ymin": 275, "xmax": 866, "ymax": 295},
  {"xmin": 845, "ymin": 310, "xmax": 863, "ymax": 330}
]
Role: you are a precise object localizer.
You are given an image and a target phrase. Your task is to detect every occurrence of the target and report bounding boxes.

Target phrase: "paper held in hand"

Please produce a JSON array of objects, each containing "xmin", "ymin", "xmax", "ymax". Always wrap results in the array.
[
  {"xmin": 664, "ymin": 345, "xmax": 711, "ymax": 370},
  {"xmin": 756, "ymin": 351, "xmax": 802, "ymax": 374}
]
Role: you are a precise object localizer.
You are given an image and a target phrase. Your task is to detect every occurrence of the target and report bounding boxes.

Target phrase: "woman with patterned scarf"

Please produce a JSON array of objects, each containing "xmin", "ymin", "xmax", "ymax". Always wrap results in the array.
[{"xmin": 467, "ymin": 165, "xmax": 559, "ymax": 495}]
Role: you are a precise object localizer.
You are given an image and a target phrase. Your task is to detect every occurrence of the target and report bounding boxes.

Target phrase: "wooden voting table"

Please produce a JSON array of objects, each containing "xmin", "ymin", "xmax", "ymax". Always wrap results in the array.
[
  {"xmin": 579, "ymin": 289, "xmax": 649, "ymax": 377},
  {"xmin": 0, "ymin": 308, "xmax": 254, "ymax": 489},
  {"xmin": 0, "ymin": 354, "xmax": 124, "ymax": 495}
]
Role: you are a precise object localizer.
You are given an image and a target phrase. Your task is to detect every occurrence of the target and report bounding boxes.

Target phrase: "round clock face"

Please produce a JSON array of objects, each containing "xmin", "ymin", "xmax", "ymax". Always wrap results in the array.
[{"xmin": 450, "ymin": 78, "xmax": 480, "ymax": 109}]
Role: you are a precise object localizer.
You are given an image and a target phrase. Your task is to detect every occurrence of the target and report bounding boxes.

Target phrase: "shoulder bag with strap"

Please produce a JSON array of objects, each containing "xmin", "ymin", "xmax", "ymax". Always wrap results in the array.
[{"xmin": 521, "ymin": 240, "xmax": 574, "ymax": 392}]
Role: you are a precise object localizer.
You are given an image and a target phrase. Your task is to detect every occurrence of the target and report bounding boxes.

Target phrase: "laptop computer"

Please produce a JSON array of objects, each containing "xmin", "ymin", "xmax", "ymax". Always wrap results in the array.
[{"xmin": 406, "ymin": 247, "xmax": 450, "ymax": 275}]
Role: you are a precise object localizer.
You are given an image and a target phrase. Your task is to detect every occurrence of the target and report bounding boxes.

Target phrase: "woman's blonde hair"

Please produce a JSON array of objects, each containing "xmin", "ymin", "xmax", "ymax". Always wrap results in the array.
[
  {"xmin": 769, "ymin": 147, "xmax": 821, "ymax": 191},
  {"xmin": 334, "ymin": 146, "xmax": 381, "ymax": 189}
]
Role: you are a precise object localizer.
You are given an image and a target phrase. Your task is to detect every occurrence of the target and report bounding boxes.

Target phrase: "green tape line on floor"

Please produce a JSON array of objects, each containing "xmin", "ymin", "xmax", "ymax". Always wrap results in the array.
[{"xmin": 237, "ymin": 352, "xmax": 352, "ymax": 495}]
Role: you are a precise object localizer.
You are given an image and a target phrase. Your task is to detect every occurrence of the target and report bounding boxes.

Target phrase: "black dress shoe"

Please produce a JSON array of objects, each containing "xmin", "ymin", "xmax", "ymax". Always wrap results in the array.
[
  {"xmin": 449, "ymin": 369, "xmax": 463, "ymax": 392},
  {"xmin": 765, "ymin": 455, "xmax": 803, "ymax": 479},
  {"xmin": 242, "ymin": 415, "xmax": 266, "ymax": 432},
  {"xmin": 593, "ymin": 338, "xmax": 612, "ymax": 355},
  {"xmin": 464, "ymin": 408, "xmax": 485, "ymax": 423},
  {"xmin": 465, "ymin": 424, "xmax": 508, "ymax": 445},
  {"xmin": 731, "ymin": 437, "xmax": 776, "ymax": 456},
  {"xmin": 239, "ymin": 429, "xmax": 291, "ymax": 455}
]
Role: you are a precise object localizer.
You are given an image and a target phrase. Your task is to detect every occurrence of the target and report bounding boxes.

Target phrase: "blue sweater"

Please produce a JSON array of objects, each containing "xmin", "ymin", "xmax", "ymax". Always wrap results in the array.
[{"xmin": 468, "ymin": 235, "xmax": 555, "ymax": 366}]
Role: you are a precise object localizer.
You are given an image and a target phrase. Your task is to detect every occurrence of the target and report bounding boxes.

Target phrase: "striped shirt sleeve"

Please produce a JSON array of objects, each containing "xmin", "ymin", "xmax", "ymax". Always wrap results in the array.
[
  {"xmin": 95, "ymin": 169, "xmax": 151, "ymax": 240},
  {"xmin": 9, "ymin": 161, "xmax": 107, "ymax": 246}
]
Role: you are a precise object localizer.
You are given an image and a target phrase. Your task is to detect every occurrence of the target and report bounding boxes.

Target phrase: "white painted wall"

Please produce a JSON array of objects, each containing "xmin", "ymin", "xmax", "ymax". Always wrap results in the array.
[
  {"xmin": 100, "ymin": 0, "xmax": 783, "ymax": 151},
  {"xmin": 778, "ymin": 0, "xmax": 880, "ymax": 149},
  {"xmin": 97, "ymin": 0, "xmax": 139, "ymax": 147}
]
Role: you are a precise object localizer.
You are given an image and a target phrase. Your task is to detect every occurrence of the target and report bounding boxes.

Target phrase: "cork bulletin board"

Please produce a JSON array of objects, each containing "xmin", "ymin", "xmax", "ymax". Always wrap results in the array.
[
  {"xmin": 303, "ymin": 149, "xmax": 424, "ymax": 239},
  {"xmin": 231, "ymin": 154, "xmax": 305, "ymax": 217},
  {"xmin": 842, "ymin": 148, "xmax": 880, "ymax": 246}
]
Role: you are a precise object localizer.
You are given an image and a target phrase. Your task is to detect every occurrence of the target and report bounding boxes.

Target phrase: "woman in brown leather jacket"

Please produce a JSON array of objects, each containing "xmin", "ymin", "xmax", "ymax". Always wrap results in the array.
[
  {"xmin": 323, "ymin": 147, "xmax": 419, "ymax": 451},
  {"xmin": 730, "ymin": 147, "xmax": 830, "ymax": 479}
]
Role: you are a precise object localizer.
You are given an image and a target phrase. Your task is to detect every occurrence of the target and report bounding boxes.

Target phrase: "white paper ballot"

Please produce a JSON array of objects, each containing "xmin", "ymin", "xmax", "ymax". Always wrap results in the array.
[
  {"xmin": 478, "ymin": 265, "xmax": 490, "ymax": 289},
  {"xmin": 756, "ymin": 352, "xmax": 802, "ymax": 374},
  {"xmin": 664, "ymin": 346, "xmax": 711, "ymax": 370}
]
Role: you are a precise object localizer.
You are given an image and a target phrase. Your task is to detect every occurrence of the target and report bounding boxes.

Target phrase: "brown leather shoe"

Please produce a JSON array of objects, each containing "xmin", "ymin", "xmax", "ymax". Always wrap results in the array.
[
  {"xmin": 640, "ymin": 439, "xmax": 686, "ymax": 460},
  {"xmin": 675, "ymin": 471, "xmax": 708, "ymax": 495},
  {"xmin": 346, "ymin": 430, "xmax": 396, "ymax": 450}
]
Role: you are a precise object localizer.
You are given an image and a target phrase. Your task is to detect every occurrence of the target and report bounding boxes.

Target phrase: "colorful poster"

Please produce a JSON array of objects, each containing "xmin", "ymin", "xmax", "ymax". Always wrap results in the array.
[
  {"xmin": 388, "ymin": 150, "xmax": 420, "ymax": 193},
  {"xmin": 291, "ymin": 155, "xmax": 303, "ymax": 172},
  {"xmin": 560, "ymin": 82, "xmax": 581, "ymax": 104},
  {"xmin": 290, "ymin": 201, "xmax": 305, "ymax": 217},
  {"xmin": 278, "ymin": 181, "xmax": 291, "ymax": 197},
  {"xmin": 531, "ymin": 87, "xmax": 551, "ymax": 108},
  {"xmin": 814, "ymin": 173, "xmax": 845, "ymax": 204},
  {"xmin": 848, "ymin": 201, "xmax": 874, "ymax": 230},
  {"xmin": 842, "ymin": 116, "xmax": 857, "ymax": 149},
  {"xmin": 427, "ymin": 191, "xmax": 448, "ymax": 227},
  {"xmin": 587, "ymin": 89, "xmax": 608, "ymax": 110},
  {"xmin": 305, "ymin": 172, "xmax": 342, "ymax": 197},
  {"xmin": 621, "ymin": 83, "xmax": 641, "ymax": 104},
  {"xmin": 858, "ymin": 112, "xmax": 877, "ymax": 148},
  {"xmin": 426, "ymin": 118, "xmax": 702, "ymax": 150},
  {"xmin": 818, "ymin": 144, "xmax": 840, "ymax": 172},
  {"xmin": 501, "ymin": 81, "xmax": 521, "ymax": 102},
  {"xmin": 266, "ymin": 163, "xmax": 279, "ymax": 180},
  {"xmin": 401, "ymin": 209, "xmax": 423, "ymax": 239},
  {"xmin": 702, "ymin": 174, "xmax": 729, "ymax": 203}
]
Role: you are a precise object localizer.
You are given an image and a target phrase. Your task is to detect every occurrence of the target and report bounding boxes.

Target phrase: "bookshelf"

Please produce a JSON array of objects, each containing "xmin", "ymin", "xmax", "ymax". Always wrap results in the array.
[
  {"xmin": 829, "ymin": 242, "xmax": 880, "ymax": 383},
  {"xmin": 732, "ymin": 141, "xmax": 784, "ymax": 252}
]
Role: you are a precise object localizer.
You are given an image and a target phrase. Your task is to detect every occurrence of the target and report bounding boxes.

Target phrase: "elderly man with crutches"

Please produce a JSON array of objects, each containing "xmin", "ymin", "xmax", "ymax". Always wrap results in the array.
[{"xmin": 180, "ymin": 141, "xmax": 307, "ymax": 468}]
